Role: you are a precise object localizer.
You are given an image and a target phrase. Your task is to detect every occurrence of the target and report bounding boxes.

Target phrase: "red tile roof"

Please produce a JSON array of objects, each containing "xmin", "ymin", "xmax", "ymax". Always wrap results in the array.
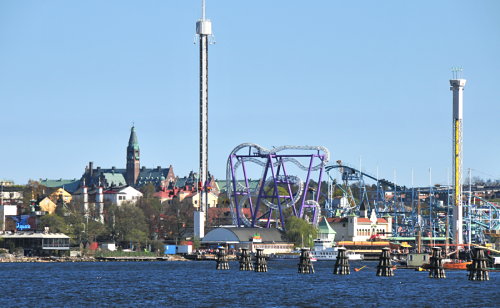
[{"xmin": 327, "ymin": 217, "xmax": 388, "ymax": 224}]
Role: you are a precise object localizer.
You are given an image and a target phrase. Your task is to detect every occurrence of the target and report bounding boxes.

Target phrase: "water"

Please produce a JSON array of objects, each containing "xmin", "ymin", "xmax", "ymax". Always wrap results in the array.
[{"xmin": 0, "ymin": 260, "xmax": 498, "ymax": 307}]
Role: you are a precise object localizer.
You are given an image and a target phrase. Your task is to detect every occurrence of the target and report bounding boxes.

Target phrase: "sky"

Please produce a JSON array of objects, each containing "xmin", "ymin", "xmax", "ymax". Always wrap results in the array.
[{"xmin": 0, "ymin": 0, "xmax": 499, "ymax": 187}]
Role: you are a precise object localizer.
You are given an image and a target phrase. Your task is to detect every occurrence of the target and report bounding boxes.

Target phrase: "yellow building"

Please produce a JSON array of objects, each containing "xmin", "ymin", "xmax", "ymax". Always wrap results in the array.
[
  {"xmin": 38, "ymin": 197, "xmax": 57, "ymax": 214},
  {"xmin": 184, "ymin": 191, "xmax": 218, "ymax": 209},
  {"xmin": 49, "ymin": 188, "xmax": 72, "ymax": 204}
]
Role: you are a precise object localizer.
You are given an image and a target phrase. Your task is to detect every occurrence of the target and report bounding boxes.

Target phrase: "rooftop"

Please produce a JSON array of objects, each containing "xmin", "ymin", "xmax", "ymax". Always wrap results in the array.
[{"xmin": 0, "ymin": 232, "xmax": 70, "ymax": 239}]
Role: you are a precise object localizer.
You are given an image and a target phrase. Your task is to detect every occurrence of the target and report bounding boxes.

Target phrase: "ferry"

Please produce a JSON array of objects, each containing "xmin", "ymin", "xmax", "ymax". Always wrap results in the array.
[{"xmin": 311, "ymin": 238, "xmax": 364, "ymax": 261}]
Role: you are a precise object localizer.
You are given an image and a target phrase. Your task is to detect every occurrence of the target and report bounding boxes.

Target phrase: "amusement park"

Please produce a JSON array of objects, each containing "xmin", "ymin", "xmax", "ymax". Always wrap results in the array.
[
  {"xmin": 191, "ymin": 1, "xmax": 500, "ymax": 272},
  {"xmin": 2, "ymin": 2, "xmax": 500, "ymax": 307}
]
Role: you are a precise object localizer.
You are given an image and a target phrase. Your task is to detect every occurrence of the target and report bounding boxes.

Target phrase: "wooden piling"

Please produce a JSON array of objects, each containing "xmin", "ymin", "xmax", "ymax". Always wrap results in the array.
[
  {"xmin": 468, "ymin": 247, "xmax": 489, "ymax": 281},
  {"xmin": 333, "ymin": 247, "xmax": 350, "ymax": 275},
  {"xmin": 239, "ymin": 248, "xmax": 254, "ymax": 271},
  {"xmin": 376, "ymin": 247, "xmax": 394, "ymax": 277},
  {"xmin": 254, "ymin": 248, "xmax": 268, "ymax": 272},
  {"xmin": 298, "ymin": 248, "xmax": 315, "ymax": 274},
  {"xmin": 428, "ymin": 247, "xmax": 446, "ymax": 279},
  {"xmin": 216, "ymin": 247, "xmax": 229, "ymax": 270}
]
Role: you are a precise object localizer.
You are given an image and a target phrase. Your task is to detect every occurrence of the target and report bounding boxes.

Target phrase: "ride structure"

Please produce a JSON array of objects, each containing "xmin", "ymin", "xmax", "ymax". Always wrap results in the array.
[
  {"xmin": 194, "ymin": 0, "xmax": 215, "ymax": 239},
  {"xmin": 226, "ymin": 143, "xmax": 330, "ymax": 229},
  {"xmin": 450, "ymin": 68, "xmax": 466, "ymax": 245},
  {"xmin": 324, "ymin": 162, "xmax": 417, "ymax": 236},
  {"xmin": 323, "ymin": 161, "xmax": 500, "ymax": 243}
]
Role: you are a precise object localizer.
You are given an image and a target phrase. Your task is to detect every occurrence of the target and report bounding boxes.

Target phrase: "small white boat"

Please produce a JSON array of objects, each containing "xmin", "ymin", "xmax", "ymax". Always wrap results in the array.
[{"xmin": 310, "ymin": 238, "xmax": 364, "ymax": 261}]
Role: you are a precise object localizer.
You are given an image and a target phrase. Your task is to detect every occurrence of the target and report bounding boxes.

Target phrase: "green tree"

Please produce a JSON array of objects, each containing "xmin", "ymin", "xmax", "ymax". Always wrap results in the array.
[
  {"xmin": 192, "ymin": 236, "xmax": 201, "ymax": 250},
  {"xmin": 38, "ymin": 214, "xmax": 69, "ymax": 233},
  {"xmin": 21, "ymin": 180, "xmax": 48, "ymax": 214},
  {"xmin": 151, "ymin": 240, "xmax": 165, "ymax": 255},
  {"xmin": 284, "ymin": 216, "xmax": 317, "ymax": 248},
  {"xmin": 162, "ymin": 197, "xmax": 194, "ymax": 241},
  {"xmin": 139, "ymin": 183, "xmax": 157, "ymax": 199},
  {"xmin": 137, "ymin": 192, "xmax": 163, "ymax": 240},
  {"xmin": 108, "ymin": 203, "xmax": 149, "ymax": 250},
  {"xmin": 86, "ymin": 220, "xmax": 108, "ymax": 243}
]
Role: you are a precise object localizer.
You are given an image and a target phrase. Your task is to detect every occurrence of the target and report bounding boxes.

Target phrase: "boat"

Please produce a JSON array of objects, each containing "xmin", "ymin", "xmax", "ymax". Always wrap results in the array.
[
  {"xmin": 269, "ymin": 251, "xmax": 300, "ymax": 260},
  {"xmin": 443, "ymin": 260, "xmax": 472, "ymax": 270},
  {"xmin": 310, "ymin": 238, "xmax": 364, "ymax": 261}
]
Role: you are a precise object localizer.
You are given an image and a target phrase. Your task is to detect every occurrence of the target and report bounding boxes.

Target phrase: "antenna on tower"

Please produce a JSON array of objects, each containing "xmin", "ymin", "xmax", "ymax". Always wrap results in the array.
[
  {"xmin": 195, "ymin": 0, "xmax": 215, "ymax": 45},
  {"xmin": 451, "ymin": 66, "xmax": 463, "ymax": 79},
  {"xmin": 202, "ymin": 0, "xmax": 206, "ymax": 20}
]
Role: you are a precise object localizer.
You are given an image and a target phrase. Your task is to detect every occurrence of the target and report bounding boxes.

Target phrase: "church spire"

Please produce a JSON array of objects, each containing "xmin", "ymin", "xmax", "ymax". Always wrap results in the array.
[
  {"xmin": 126, "ymin": 126, "xmax": 140, "ymax": 186},
  {"xmin": 128, "ymin": 126, "xmax": 139, "ymax": 150}
]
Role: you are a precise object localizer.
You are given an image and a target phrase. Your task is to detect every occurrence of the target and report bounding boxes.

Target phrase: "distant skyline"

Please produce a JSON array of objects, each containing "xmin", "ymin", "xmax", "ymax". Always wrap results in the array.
[{"xmin": 1, "ymin": 1, "xmax": 499, "ymax": 186}]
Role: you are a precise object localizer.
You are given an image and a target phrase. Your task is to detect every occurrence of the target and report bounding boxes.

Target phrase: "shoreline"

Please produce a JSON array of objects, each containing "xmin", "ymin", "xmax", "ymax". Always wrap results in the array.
[{"xmin": 0, "ymin": 255, "xmax": 190, "ymax": 263}]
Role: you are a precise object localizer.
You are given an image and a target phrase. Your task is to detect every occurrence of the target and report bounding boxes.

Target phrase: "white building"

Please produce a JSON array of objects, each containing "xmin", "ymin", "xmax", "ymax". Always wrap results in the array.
[
  {"xmin": 0, "ymin": 205, "xmax": 17, "ymax": 231},
  {"xmin": 202, "ymin": 227, "xmax": 294, "ymax": 254},
  {"xmin": 103, "ymin": 186, "xmax": 143, "ymax": 206},
  {"xmin": 327, "ymin": 210, "xmax": 392, "ymax": 242}
]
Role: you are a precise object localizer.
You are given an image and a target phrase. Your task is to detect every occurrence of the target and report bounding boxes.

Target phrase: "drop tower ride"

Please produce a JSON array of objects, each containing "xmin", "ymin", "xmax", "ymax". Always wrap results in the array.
[
  {"xmin": 194, "ymin": 0, "xmax": 213, "ymax": 239},
  {"xmin": 450, "ymin": 69, "xmax": 466, "ymax": 245}
]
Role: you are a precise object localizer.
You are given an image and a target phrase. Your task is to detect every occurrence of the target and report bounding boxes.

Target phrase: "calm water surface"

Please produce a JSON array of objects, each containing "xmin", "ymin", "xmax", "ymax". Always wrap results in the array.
[{"xmin": 0, "ymin": 260, "xmax": 498, "ymax": 307}]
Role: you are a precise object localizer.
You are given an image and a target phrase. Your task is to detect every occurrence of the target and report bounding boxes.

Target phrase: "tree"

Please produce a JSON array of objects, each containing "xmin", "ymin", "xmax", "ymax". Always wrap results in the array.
[
  {"xmin": 137, "ymin": 192, "xmax": 163, "ymax": 240},
  {"xmin": 139, "ymin": 183, "xmax": 157, "ymax": 199},
  {"xmin": 38, "ymin": 214, "xmax": 69, "ymax": 233},
  {"xmin": 107, "ymin": 203, "xmax": 149, "ymax": 250},
  {"xmin": 86, "ymin": 220, "xmax": 108, "ymax": 243},
  {"xmin": 284, "ymin": 216, "xmax": 317, "ymax": 248},
  {"xmin": 151, "ymin": 240, "xmax": 165, "ymax": 255},
  {"xmin": 21, "ymin": 180, "xmax": 47, "ymax": 214},
  {"xmin": 162, "ymin": 197, "xmax": 194, "ymax": 241}
]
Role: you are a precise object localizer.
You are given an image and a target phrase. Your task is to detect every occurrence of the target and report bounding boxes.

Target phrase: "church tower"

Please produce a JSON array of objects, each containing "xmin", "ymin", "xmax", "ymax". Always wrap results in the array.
[{"xmin": 126, "ymin": 126, "xmax": 140, "ymax": 186}]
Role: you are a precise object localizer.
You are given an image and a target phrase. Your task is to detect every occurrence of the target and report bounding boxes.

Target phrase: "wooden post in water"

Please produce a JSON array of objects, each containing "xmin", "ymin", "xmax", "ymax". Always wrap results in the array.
[
  {"xmin": 468, "ymin": 247, "xmax": 489, "ymax": 281},
  {"xmin": 298, "ymin": 248, "xmax": 314, "ymax": 274},
  {"xmin": 333, "ymin": 247, "xmax": 350, "ymax": 275},
  {"xmin": 239, "ymin": 248, "xmax": 253, "ymax": 271},
  {"xmin": 429, "ymin": 247, "xmax": 446, "ymax": 279},
  {"xmin": 254, "ymin": 248, "xmax": 268, "ymax": 272},
  {"xmin": 216, "ymin": 247, "xmax": 229, "ymax": 270},
  {"xmin": 376, "ymin": 247, "xmax": 394, "ymax": 277}
]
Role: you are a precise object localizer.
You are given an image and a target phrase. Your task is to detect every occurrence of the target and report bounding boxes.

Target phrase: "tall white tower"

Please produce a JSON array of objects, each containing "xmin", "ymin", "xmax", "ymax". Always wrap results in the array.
[
  {"xmin": 450, "ymin": 68, "xmax": 466, "ymax": 245},
  {"xmin": 194, "ymin": 0, "xmax": 213, "ymax": 239}
]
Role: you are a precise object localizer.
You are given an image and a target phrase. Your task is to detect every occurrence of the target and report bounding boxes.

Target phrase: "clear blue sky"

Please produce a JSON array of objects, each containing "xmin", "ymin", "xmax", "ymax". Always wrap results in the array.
[{"xmin": 0, "ymin": 0, "xmax": 499, "ymax": 186}]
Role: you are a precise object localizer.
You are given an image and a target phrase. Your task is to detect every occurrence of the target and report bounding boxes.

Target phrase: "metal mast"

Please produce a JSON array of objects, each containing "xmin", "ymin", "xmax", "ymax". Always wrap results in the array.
[
  {"xmin": 450, "ymin": 68, "xmax": 466, "ymax": 245},
  {"xmin": 194, "ymin": 0, "xmax": 213, "ymax": 239}
]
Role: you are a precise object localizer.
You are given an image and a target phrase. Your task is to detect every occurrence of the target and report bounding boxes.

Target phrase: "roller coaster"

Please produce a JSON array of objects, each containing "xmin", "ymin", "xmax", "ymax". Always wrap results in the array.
[
  {"xmin": 226, "ymin": 143, "xmax": 329, "ymax": 229},
  {"xmin": 324, "ymin": 162, "xmax": 500, "ymax": 243},
  {"xmin": 225, "ymin": 144, "xmax": 499, "ymax": 243}
]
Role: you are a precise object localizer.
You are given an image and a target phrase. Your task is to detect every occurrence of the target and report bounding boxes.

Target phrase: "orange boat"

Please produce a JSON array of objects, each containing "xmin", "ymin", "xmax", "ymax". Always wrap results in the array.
[{"xmin": 443, "ymin": 261, "xmax": 472, "ymax": 270}]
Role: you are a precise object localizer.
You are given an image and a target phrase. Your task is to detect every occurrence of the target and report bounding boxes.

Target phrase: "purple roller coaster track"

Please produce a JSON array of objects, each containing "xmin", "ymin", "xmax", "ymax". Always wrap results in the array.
[{"xmin": 226, "ymin": 143, "xmax": 330, "ymax": 230}]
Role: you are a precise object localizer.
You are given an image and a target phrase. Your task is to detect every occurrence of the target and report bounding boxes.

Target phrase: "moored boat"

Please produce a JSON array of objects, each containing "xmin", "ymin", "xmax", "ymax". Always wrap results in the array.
[
  {"xmin": 311, "ymin": 238, "xmax": 364, "ymax": 261},
  {"xmin": 443, "ymin": 260, "xmax": 472, "ymax": 270}
]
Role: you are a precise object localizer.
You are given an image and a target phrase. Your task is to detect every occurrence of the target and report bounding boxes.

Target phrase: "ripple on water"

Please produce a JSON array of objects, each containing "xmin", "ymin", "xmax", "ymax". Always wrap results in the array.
[{"xmin": 0, "ymin": 261, "xmax": 498, "ymax": 307}]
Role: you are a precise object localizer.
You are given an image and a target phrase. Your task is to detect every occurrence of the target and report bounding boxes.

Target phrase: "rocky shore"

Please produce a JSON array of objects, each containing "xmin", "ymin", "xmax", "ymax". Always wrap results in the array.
[{"xmin": 0, "ymin": 253, "xmax": 189, "ymax": 263}]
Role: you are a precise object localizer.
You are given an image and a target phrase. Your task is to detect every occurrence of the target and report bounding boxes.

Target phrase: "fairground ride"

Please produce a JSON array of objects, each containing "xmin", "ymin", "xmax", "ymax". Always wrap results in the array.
[{"xmin": 226, "ymin": 143, "xmax": 329, "ymax": 230}]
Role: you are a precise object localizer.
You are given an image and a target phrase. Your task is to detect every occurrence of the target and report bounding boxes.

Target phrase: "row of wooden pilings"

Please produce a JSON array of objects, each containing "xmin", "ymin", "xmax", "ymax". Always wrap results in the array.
[{"xmin": 215, "ymin": 246, "xmax": 490, "ymax": 281}]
